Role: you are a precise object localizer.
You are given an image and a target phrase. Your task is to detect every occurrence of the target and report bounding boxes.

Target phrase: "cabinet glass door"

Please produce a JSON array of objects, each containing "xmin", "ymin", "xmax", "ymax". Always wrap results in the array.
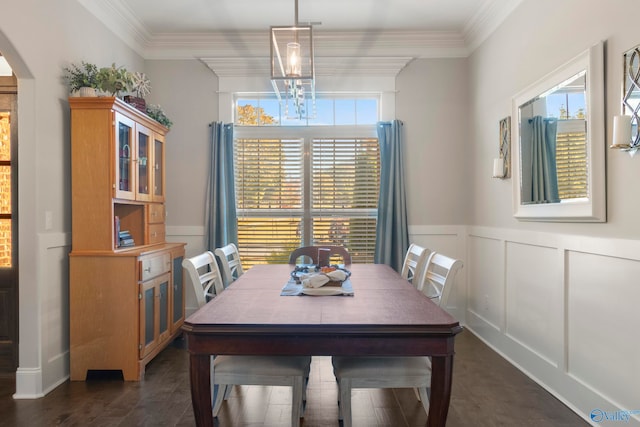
[
  {"xmin": 136, "ymin": 125, "xmax": 152, "ymax": 201},
  {"xmin": 115, "ymin": 112, "xmax": 135, "ymax": 200},
  {"xmin": 153, "ymin": 134, "xmax": 165, "ymax": 202}
]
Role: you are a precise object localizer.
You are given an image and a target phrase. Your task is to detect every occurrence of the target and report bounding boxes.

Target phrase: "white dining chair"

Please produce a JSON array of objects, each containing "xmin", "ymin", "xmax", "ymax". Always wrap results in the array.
[
  {"xmin": 182, "ymin": 251, "xmax": 224, "ymax": 307},
  {"xmin": 331, "ymin": 252, "xmax": 463, "ymax": 427},
  {"xmin": 400, "ymin": 243, "xmax": 432, "ymax": 290},
  {"xmin": 183, "ymin": 251, "xmax": 311, "ymax": 427},
  {"xmin": 214, "ymin": 243, "xmax": 244, "ymax": 288},
  {"xmin": 417, "ymin": 252, "xmax": 464, "ymax": 307}
]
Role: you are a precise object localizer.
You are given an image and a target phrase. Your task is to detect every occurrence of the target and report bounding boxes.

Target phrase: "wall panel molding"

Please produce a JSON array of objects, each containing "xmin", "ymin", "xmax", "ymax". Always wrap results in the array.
[{"xmin": 466, "ymin": 226, "xmax": 640, "ymax": 426}]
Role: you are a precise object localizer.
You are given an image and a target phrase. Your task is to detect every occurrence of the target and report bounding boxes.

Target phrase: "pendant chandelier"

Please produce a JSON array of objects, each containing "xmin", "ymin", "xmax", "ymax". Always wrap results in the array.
[{"xmin": 270, "ymin": 0, "xmax": 316, "ymax": 119}]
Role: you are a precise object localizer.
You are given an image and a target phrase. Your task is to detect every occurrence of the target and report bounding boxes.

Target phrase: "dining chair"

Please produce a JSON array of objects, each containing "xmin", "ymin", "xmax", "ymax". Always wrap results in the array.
[
  {"xmin": 416, "ymin": 252, "xmax": 464, "ymax": 307},
  {"xmin": 182, "ymin": 251, "xmax": 224, "ymax": 307},
  {"xmin": 214, "ymin": 243, "xmax": 244, "ymax": 288},
  {"xmin": 288, "ymin": 245, "xmax": 352, "ymax": 266},
  {"xmin": 331, "ymin": 252, "xmax": 463, "ymax": 427},
  {"xmin": 400, "ymin": 243, "xmax": 432, "ymax": 291},
  {"xmin": 183, "ymin": 251, "xmax": 311, "ymax": 427}
]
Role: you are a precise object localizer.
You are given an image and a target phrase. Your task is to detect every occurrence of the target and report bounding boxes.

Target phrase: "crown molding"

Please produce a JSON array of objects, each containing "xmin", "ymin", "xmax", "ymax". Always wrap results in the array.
[
  {"xmin": 140, "ymin": 30, "xmax": 468, "ymax": 60},
  {"xmin": 463, "ymin": 0, "xmax": 524, "ymax": 53},
  {"xmin": 77, "ymin": 0, "xmax": 151, "ymax": 54},
  {"xmin": 201, "ymin": 56, "xmax": 414, "ymax": 78},
  {"xmin": 78, "ymin": 0, "xmax": 521, "ymax": 59}
]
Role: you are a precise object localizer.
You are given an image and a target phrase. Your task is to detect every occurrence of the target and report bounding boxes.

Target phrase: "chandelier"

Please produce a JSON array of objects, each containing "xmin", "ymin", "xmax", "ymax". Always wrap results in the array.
[{"xmin": 270, "ymin": 0, "xmax": 316, "ymax": 119}]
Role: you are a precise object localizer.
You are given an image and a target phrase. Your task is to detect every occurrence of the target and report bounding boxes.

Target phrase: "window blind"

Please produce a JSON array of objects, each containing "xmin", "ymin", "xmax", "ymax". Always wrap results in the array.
[
  {"xmin": 234, "ymin": 137, "xmax": 380, "ymax": 267},
  {"xmin": 555, "ymin": 130, "xmax": 587, "ymax": 200}
]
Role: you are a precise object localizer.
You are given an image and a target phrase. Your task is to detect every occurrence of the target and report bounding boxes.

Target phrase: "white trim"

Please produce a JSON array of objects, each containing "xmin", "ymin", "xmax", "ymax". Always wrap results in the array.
[{"xmin": 13, "ymin": 368, "xmax": 44, "ymax": 399}]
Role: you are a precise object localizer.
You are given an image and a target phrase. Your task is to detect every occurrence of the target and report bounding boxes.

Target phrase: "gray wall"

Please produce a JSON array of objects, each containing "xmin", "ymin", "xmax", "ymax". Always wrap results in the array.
[
  {"xmin": 3, "ymin": 0, "xmax": 638, "ymax": 421},
  {"xmin": 463, "ymin": 1, "xmax": 640, "ymax": 423}
]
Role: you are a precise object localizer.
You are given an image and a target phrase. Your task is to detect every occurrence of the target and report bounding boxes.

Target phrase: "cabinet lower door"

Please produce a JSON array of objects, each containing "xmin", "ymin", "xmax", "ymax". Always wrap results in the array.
[
  {"xmin": 171, "ymin": 253, "xmax": 185, "ymax": 333},
  {"xmin": 139, "ymin": 272, "xmax": 171, "ymax": 359}
]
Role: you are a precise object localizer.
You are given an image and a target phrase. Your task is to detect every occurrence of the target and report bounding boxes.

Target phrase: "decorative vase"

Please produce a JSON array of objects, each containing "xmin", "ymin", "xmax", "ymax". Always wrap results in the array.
[{"xmin": 77, "ymin": 87, "xmax": 97, "ymax": 97}]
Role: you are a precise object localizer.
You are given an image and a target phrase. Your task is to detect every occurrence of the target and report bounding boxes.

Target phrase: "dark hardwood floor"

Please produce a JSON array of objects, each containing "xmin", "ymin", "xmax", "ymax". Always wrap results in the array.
[{"xmin": 0, "ymin": 330, "xmax": 588, "ymax": 426}]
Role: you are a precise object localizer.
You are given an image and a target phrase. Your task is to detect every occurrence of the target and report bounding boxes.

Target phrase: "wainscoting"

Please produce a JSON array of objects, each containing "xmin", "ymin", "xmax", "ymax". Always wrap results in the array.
[
  {"xmin": 169, "ymin": 224, "xmax": 639, "ymax": 425},
  {"xmin": 464, "ymin": 226, "xmax": 640, "ymax": 426}
]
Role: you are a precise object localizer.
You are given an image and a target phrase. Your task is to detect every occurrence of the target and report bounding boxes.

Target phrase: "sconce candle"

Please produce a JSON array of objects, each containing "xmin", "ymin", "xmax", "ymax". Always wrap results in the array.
[
  {"xmin": 612, "ymin": 115, "xmax": 632, "ymax": 148},
  {"xmin": 492, "ymin": 158, "xmax": 505, "ymax": 178}
]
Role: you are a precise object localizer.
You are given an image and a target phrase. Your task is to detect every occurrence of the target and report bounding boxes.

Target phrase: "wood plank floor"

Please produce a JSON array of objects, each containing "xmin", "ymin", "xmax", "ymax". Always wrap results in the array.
[{"xmin": 0, "ymin": 330, "xmax": 588, "ymax": 426}]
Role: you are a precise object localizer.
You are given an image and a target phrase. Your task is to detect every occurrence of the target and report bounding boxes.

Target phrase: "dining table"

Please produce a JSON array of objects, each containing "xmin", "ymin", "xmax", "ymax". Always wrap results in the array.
[{"xmin": 182, "ymin": 263, "xmax": 463, "ymax": 427}]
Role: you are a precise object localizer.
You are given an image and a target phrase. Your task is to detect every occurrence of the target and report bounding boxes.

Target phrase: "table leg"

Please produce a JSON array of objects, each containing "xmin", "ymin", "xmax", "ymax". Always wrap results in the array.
[
  {"xmin": 190, "ymin": 353, "xmax": 212, "ymax": 427},
  {"xmin": 427, "ymin": 354, "xmax": 454, "ymax": 427}
]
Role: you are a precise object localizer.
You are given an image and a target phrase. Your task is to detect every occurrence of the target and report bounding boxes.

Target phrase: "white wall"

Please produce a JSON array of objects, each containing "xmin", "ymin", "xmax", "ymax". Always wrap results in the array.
[{"xmin": 463, "ymin": 0, "xmax": 640, "ymax": 424}]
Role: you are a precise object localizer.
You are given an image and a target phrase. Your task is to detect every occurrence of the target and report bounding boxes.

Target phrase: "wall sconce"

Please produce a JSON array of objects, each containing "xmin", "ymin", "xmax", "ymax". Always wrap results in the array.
[
  {"xmin": 611, "ymin": 114, "xmax": 637, "ymax": 157},
  {"xmin": 493, "ymin": 116, "xmax": 511, "ymax": 178},
  {"xmin": 611, "ymin": 45, "xmax": 640, "ymax": 157}
]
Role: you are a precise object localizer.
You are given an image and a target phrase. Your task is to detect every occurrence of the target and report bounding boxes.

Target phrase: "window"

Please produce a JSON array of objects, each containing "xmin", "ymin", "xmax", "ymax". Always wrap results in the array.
[
  {"xmin": 234, "ymin": 94, "xmax": 381, "ymax": 268},
  {"xmin": 555, "ymin": 120, "xmax": 587, "ymax": 200},
  {"xmin": 235, "ymin": 135, "xmax": 380, "ymax": 268}
]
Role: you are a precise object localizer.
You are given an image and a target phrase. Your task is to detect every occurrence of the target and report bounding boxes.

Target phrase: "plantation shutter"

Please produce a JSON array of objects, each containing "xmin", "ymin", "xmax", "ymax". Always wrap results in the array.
[
  {"xmin": 235, "ymin": 138, "xmax": 303, "ymax": 267},
  {"xmin": 311, "ymin": 138, "xmax": 380, "ymax": 263},
  {"xmin": 234, "ymin": 136, "xmax": 380, "ymax": 267},
  {"xmin": 555, "ymin": 120, "xmax": 588, "ymax": 200}
]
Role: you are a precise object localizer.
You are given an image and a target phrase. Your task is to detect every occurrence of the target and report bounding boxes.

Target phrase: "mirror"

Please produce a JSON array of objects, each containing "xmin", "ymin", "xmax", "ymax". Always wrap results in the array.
[{"xmin": 512, "ymin": 41, "xmax": 606, "ymax": 222}]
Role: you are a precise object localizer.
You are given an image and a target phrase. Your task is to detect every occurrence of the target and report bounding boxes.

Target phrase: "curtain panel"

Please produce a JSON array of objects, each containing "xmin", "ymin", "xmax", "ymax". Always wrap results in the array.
[
  {"xmin": 206, "ymin": 122, "xmax": 238, "ymax": 251},
  {"xmin": 374, "ymin": 120, "xmax": 409, "ymax": 272}
]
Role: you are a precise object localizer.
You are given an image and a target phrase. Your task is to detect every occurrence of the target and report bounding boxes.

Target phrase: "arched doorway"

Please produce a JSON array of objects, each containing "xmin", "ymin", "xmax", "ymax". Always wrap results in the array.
[{"xmin": 0, "ymin": 54, "xmax": 18, "ymax": 374}]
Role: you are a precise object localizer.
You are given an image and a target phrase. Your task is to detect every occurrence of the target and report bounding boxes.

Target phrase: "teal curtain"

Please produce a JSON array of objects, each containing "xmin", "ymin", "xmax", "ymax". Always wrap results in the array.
[
  {"xmin": 206, "ymin": 122, "xmax": 238, "ymax": 251},
  {"xmin": 530, "ymin": 116, "xmax": 560, "ymax": 203},
  {"xmin": 374, "ymin": 120, "xmax": 409, "ymax": 272}
]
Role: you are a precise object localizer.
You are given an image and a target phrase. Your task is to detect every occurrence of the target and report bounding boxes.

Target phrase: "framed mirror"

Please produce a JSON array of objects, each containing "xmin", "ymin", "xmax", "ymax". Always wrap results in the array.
[{"xmin": 512, "ymin": 41, "xmax": 606, "ymax": 222}]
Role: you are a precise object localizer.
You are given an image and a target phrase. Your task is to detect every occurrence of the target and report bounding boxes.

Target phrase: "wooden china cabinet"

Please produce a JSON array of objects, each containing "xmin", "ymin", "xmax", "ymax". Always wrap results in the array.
[{"xmin": 68, "ymin": 97, "xmax": 185, "ymax": 381}]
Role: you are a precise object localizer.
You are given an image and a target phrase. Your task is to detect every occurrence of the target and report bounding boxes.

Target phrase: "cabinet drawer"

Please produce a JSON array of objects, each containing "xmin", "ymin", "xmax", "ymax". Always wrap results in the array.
[
  {"xmin": 147, "ymin": 203, "xmax": 165, "ymax": 224},
  {"xmin": 148, "ymin": 224, "xmax": 166, "ymax": 245},
  {"xmin": 140, "ymin": 252, "xmax": 170, "ymax": 281}
]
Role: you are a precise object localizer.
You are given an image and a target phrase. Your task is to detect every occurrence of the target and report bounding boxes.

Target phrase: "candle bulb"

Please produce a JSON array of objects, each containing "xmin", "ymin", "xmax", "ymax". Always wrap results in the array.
[
  {"xmin": 612, "ymin": 115, "xmax": 632, "ymax": 148},
  {"xmin": 493, "ymin": 158, "xmax": 504, "ymax": 178}
]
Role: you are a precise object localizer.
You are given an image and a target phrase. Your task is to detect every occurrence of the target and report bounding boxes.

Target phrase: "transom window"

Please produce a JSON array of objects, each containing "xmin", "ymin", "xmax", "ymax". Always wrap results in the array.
[{"xmin": 235, "ymin": 94, "xmax": 379, "ymax": 126}]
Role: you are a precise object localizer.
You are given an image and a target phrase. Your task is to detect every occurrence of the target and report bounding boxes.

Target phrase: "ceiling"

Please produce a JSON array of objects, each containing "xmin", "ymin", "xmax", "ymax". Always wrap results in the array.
[{"xmin": 79, "ymin": 0, "xmax": 522, "ymax": 76}]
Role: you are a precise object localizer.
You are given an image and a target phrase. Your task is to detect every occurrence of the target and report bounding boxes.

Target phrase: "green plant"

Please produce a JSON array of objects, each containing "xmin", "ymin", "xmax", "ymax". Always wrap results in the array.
[
  {"xmin": 63, "ymin": 61, "xmax": 100, "ymax": 92},
  {"xmin": 130, "ymin": 71, "xmax": 151, "ymax": 98},
  {"xmin": 96, "ymin": 63, "xmax": 133, "ymax": 96},
  {"xmin": 146, "ymin": 104, "xmax": 173, "ymax": 128}
]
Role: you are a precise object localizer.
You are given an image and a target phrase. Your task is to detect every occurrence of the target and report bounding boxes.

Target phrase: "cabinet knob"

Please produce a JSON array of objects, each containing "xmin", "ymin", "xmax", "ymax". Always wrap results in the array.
[{"xmin": 144, "ymin": 266, "xmax": 151, "ymax": 273}]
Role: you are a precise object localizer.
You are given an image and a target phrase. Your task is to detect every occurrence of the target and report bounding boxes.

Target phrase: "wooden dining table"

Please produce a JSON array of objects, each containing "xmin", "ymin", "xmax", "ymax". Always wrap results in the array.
[{"xmin": 182, "ymin": 263, "xmax": 463, "ymax": 427}]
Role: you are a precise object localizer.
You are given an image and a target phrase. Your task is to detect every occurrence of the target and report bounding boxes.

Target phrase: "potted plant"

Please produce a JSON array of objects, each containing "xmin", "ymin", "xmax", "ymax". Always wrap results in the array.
[
  {"xmin": 96, "ymin": 63, "xmax": 133, "ymax": 97},
  {"xmin": 124, "ymin": 71, "xmax": 151, "ymax": 112},
  {"xmin": 63, "ymin": 61, "xmax": 100, "ymax": 97},
  {"xmin": 146, "ymin": 104, "xmax": 173, "ymax": 129}
]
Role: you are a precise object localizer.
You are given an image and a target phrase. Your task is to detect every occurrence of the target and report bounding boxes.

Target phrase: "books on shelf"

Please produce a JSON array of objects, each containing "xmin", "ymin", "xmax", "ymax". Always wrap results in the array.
[
  {"xmin": 117, "ymin": 228, "xmax": 135, "ymax": 248},
  {"xmin": 114, "ymin": 216, "xmax": 120, "ymax": 248}
]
